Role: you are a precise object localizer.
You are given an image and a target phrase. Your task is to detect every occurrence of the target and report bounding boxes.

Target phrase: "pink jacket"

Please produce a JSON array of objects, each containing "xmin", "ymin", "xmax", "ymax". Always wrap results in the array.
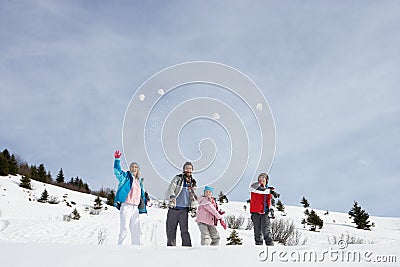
[
  {"xmin": 125, "ymin": 178, "xmax": 141, "ymax": 205},
  {"xmin": 196, "ymin": 196, "xmax": 222, "ymax": 226}
]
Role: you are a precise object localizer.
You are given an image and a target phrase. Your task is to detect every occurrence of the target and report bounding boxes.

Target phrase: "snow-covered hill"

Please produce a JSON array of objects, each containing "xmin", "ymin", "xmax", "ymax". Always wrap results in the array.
[{"xmin": 1, "ymin": 175, "xmax": 399, "ymax": 266}]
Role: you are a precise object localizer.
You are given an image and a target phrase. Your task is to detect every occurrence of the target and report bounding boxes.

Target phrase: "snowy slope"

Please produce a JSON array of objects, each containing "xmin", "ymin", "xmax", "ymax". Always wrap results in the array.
[{"xmin": 1, "ymin": 175, "xmax": 399, "ymax": 266}]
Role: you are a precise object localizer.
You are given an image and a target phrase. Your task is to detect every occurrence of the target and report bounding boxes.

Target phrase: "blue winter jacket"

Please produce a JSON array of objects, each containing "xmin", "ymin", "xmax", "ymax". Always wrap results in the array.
[{"xmin": 113, "ymin": 158, "xmax": 147, "ymax": 213}]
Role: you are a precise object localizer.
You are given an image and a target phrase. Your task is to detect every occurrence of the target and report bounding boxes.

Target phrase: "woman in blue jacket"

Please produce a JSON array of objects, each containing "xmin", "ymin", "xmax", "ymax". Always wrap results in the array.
[{"xmin": 113, "ymin": 150, "xmax": 147, "ymax": 245}]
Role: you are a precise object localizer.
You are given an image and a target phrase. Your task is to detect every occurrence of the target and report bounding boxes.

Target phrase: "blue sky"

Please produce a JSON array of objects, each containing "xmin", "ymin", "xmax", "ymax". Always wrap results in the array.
[{"xmin": 1, "ymin": 1, "xmax": 399, "ymax": 216}]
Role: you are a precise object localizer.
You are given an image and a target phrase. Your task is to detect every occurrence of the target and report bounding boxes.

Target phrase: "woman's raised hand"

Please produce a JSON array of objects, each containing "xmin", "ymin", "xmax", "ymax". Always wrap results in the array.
[{"xmin": 114, "ymin": 150, "xmax": 122, "ymax": 158}]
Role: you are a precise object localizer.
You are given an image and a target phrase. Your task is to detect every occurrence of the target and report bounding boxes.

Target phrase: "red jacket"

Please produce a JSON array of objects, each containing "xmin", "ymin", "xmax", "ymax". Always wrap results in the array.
[{"xmin": 249, "ymin": 182, "xmax": 272, "ymax": 214}]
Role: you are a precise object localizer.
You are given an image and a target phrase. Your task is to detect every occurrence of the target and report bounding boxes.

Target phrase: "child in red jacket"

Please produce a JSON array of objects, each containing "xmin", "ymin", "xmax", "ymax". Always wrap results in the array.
[{"xmin": 249, "ymin": 173, "xmax": 274, "ymax": 246}]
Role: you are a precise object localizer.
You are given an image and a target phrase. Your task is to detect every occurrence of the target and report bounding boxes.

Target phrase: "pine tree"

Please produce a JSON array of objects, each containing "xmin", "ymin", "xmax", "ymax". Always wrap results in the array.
[
  {"xmin": 38, "ymin": 188, "xmax": 49, "ymax": 202},
  {"xmin": 301, "ymin": 218, "xmax": 307, "ymax": 228},
  {"xmin": 78, "ymin": 178, "xmax": 83, "ymax": 189},
  {"xmin": 46, "ymin": 170, "xmax": 52, "ymax": 183},
  {"xmin": 218, "ymin": 191, "xmax": 228, "ymax": 203},
  {"xmin": 0, "ymin": 153, "xmax": 9, "ymax": 176},
  {"xmin": 56, "ymin": 168, "xmax": 65, "ymax": 183},
  {"xmin": 2, "ymin": 149, "xmax": 11, "ymax": 160},
  {"xmin": 19, "ymin": 175, "xmax": 32, "ymax": 190},
  {"xmin": 304, "ymin": 209, "xmax": 310, "ymax": 216},
  {"xmin": 219, "ymin": 191, "xmax": 224, "ymax": 203},
  {"xmin": 106, "ymin": 190, "xmax": 115, "ymax": 206},
  {"xmin": 37, "ymin": 164, "xmax": 47, "ymax": 183},
  {"xmin": 276, "ymin": 199, "xmax": 285, "ymax": 212},
  {"xmin": 306, "ymin": 210, "xmax": 323, "ymax": 231},
  {"xmin": 348, "ymin": 201, "xmax": 372, "ymax": 230},
  {"xmin": 30, "ymin": 165, "xmax": 38, "ymax": 181},
  {"xmin": 83, "ymin": 183, "xmax": 90, "ymax": 193},
  {"xmin": 94, "ymin": 195, "xmax": 103, "ymax": 209},
  {"xmin": 300, "ymin": 196, "xmax": 310, "ymax": 208},
  {"xmin": 71, "ymin": 208, "xmax": 81, "ymax": 220},
  {"xmin": 8, "ymin": 154, "xmax": 18, "ymax": 175},
  {"xmin": 226, "ymin": 229, "xmax": 242, "ymax": 245}
]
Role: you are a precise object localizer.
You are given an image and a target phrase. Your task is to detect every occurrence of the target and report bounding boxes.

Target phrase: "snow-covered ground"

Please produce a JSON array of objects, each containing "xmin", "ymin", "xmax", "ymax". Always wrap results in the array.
[{"xmin": 1, "ymin": 175, "xmax": 399, "ymax": 266}]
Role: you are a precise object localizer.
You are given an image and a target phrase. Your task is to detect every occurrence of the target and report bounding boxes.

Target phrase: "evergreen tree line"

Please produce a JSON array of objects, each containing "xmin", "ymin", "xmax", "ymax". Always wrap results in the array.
[
  {"xmin": 1, "ymin": 148, "xmax": 115, "ymax": 205},
  {"xmin": 300, "ymin": 196, "xmax": 373, "ymax": 231},
  {"xmin": 1, "ymin": 149, "xmax": 55, "ymax": 184},
  {"xmin": 0, "ymin": 149, "xmax": 19, "ymax": 176}
]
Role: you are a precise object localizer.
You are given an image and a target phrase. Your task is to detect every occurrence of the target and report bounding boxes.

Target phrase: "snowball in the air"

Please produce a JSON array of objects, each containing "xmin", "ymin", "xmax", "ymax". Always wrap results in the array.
[
  {"xmin": 256, "ymin": 103, "xmax": 263, "ymax": 111},
  {"xmin": 139, "ymin": 94, "xmax": 145, "ymax": 101},
  {"xmin": 158, "ymin": 89, "xmax": 165, "ymax": 95},
  {"xmin": 212, "ymin": 113, "xmax": 220, "ymax": 120}
]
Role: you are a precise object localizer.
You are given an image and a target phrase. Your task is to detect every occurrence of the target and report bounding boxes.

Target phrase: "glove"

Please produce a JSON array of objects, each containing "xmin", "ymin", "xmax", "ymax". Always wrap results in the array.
[
  {"xmin": 268, "ymin": 208, "xmax": 275, "ymax": 219},
  {"xmin": 190, "ymin": 207, "xmax": 197, "ymax": 218},
  {"xmin": 114, "ymin": 150, "xmax": 122, "ymax": 158},
  {"xmin": 218, "ymin": 210, "xmax": 225, "ymax": 215},
  {"xmin": 257, "ymin": 185, "xmax": 267, "ymax": 191},
  {"xmin": 168, "ymin": 198, "xmax": 176, "ymax": 208},
  {"xmin": 220, "ymin": 219, "xmax": 227, "ymax": 230}
]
